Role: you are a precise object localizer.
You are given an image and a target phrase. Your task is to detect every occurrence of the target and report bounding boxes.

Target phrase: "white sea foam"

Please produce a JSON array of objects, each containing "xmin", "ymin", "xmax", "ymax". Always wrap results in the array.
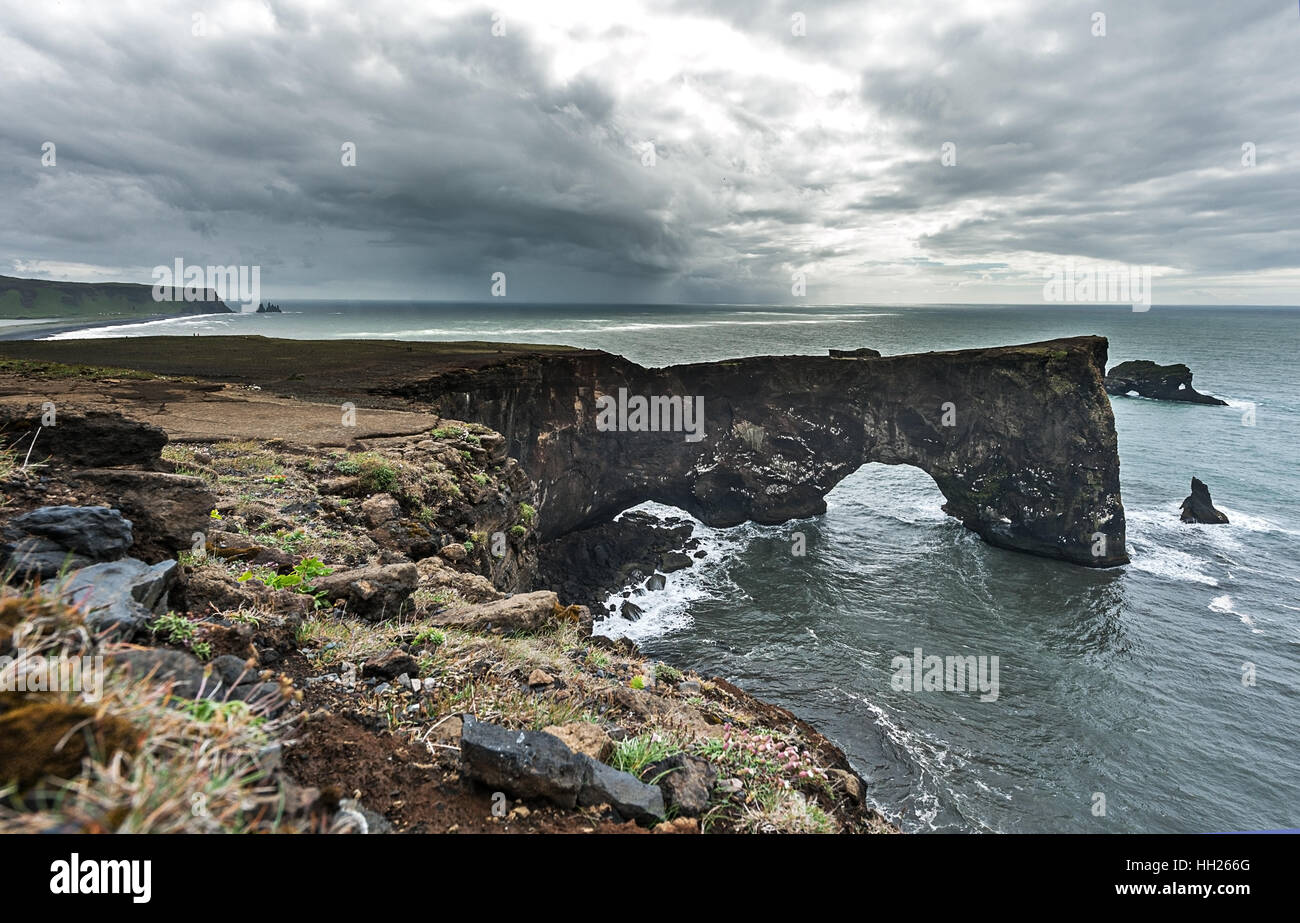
[
  {"xmin": 592, "ymin": 502, "xmax": 748, "ymax": 642},
  {"xmin": 1128, "ymin": 542, "xmax": 1219, "ymax": 586},
  {"xmin": 342, "ymin": 313, "xmax": 897, "ymax": 340},
  {"xmin": 1209, "ymin": 594, "xmax": 1260, "ymax": 631},
  {"xmin": 43, "ymin": 312, "xmax": 236, "ymax": 339}
]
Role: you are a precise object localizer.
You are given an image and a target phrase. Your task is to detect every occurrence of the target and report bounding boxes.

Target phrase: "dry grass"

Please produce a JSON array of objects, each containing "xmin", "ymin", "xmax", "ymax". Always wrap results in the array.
[{"xmin": 0, "ymin": 588, "xmax": 301, "ymax": 834}]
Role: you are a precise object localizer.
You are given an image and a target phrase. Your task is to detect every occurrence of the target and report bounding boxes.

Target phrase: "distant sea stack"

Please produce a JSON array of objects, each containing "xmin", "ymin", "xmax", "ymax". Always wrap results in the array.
[
  {"xmin": 1104, "ymin": 360, "xmax": 1227, "ymax": 405},
  {"xmin": 1180, "ymin": 477, "xmax": 1229, "ymax": 524},
  {"xmin": 255, "ymin": 302, "xmax": 282, "ymax": 313},
  {"xmin": 0, "ymin": 274, "xmax": 232, "ymax": 320}
]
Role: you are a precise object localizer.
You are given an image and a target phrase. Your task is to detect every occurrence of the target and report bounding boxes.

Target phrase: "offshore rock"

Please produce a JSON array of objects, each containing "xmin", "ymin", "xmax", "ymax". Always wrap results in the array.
[
  {"xmin": 1104, "ymin": 360, "xmax": 1227, "ymax": 405},
  {"xmin": 1180, "ymin": 477, "xmax": 1229, "ymax": 524}
]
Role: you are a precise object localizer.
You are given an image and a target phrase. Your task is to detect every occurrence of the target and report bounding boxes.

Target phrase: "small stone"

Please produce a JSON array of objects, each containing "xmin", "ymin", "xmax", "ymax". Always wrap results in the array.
[
  {"xmin": 828, "ymin": 768, "xmax": 864, "ymax": 805},
  {"xmin": 527, "ymin": 669, "xmax": 554, "ymax": 687},
  {"xmin": 677, "ymin": 680, "xmax": 702, "ymax": 695},
  {"xmin": 362, "ymin": 649, "xmax": 419, "ymax": 680},
  {"xmin": 660, "ymin": 551, "xmax": 693, "ymax": 573},
  {"xmin": 373, "ymin": 683, "xmax": 391, "ymax": 695},
  {"xmin": 360, "ymin": 494, "xmax": 402, "ymax": 527},
  {"xmin": 717, "ymin": 777, "xmax": 744, "ymax": 797},
  {"xmin": 643, "ymin": 753, "xmax": 717, "ymax": 817},
  {"xmin": 438, "ymin": 542, "xmax": 468, "ymax": 562}
]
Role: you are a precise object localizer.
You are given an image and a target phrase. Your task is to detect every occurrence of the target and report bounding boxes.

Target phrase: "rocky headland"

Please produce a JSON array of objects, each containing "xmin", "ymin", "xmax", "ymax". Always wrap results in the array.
[
  {"xmin": 0, "ymin": 274, "xmax": 232, "ymax": 321},
  {"xmin": 0, "ymin": 333, "xmax": 1131, "ymax": 833}
]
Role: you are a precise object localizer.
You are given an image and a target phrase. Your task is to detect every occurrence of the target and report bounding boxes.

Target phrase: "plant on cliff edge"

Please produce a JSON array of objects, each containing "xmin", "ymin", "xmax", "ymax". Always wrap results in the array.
[{"xmin": 609, "ymin": 732, "xmax": 680, "ymax": 777}]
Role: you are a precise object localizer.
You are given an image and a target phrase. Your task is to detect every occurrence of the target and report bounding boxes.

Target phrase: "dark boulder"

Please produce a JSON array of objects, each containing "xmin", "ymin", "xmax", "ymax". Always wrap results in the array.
[
  {"xmin": 1180, "ymin": 477, "xmax": 1229, "ymax": 524},
  {"xmin": 576, "ymin": 754, "xmax": 666, "ymax": 823},
  {"xmin": 460, "ymin": 717, "xmax": 665, "ymax": 822},
  {"xmin": 361, "ymin": 649, "xmax": 419, "ymax": 680},
  {"xmin": 1104, "ymin": 360, "xmax": 1227, "ymax": 405},
  {"xmin": 311, "ymin": 563, "xmax": 418, "ymax": 621},
  {"xmin": 828, "ymin": 347, "xmax": 882, "ymax": 359},
  {"xmin": 1, "ymin": 505, "xmax": 133, "ymax": 578},
  {"xmin": 460, "ymin": 717, "xmax": 589, "ymax": 808},
  {"xmin": 62, "ymin": 558, "xmax": 178, "ymax": 640}
]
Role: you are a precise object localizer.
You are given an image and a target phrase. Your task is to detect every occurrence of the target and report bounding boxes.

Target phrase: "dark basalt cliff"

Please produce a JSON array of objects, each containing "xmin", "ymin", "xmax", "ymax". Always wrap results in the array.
[
  {"xmin": 386, "ymin": 336, "xmax": 1128, "ymax": 568},
  {"xmin": 1104, "ymin": 360, "xmax": 1226, "ymax": 405}
]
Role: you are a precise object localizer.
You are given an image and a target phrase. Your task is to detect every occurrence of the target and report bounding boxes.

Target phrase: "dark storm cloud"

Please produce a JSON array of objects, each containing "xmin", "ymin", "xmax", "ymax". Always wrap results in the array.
[{"xmin": 0, "ymin": 0, "xmax": 1296, "ymax": 303}]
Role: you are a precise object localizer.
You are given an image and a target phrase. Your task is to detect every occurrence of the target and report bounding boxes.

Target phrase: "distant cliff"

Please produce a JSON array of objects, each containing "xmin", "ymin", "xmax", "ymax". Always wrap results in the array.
[{"xmin": 0, "ymin": 274, "xmax": 233, "ymax": 320}]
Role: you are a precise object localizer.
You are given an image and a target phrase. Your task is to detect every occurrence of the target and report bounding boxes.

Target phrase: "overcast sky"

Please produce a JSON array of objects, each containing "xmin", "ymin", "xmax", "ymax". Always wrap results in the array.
[{"xmin": 1, "ymin": 0, "xmax": 1297, "ymax": 304}]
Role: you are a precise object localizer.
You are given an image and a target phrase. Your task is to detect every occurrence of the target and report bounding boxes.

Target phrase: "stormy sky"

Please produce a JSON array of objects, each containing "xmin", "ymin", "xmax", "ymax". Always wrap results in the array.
[{"xmin": 1, "ymin": 0, "xmax": 1297, "ymax": 304}]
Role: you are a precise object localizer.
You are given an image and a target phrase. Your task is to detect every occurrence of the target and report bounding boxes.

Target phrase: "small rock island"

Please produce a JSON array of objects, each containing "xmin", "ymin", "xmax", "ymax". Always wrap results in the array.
[
  {"xmin": 1180, "ymin": 477, "xmax": 1229, "ymax": 524},
  {"xmin": 1104, "ymin": 360, "xmax": 1226, "ymax": 405}
]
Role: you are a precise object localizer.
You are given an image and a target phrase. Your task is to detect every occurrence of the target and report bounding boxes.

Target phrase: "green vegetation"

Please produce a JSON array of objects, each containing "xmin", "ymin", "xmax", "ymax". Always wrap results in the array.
[
  {"xmin": 149, "ymin": 612, "xmax": 196, "ymax": 646},
  {"xmin": 609, "ymin": 732, "xmax": 679, "ymax": 777},
  {"xmin": 653, "ymin": 662, "xmax": 683, "ymax": 684},
  {"xmin": 238, "ymin": 556, "xmax": 332, "ymax": 607},
  {"xmin": 0, "ymin": 358, "xmax": 170, "ymax": 381},
  {"xmin": 413, "ymin": 627, "xmax": 446, "ymax": 647},
  {"xmin": 334, "ymin": 452, "xmax": 398, "ymax": 493}
]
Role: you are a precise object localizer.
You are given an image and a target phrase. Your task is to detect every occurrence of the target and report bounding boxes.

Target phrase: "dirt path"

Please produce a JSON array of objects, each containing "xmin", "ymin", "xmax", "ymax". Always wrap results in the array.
[{"xmin": 0, "ymin": 374, "xmax": 441, "ymax": 446}]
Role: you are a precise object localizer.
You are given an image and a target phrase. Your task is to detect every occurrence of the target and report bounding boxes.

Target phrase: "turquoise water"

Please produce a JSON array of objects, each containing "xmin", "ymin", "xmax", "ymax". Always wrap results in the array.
[{"xmin": 50, "ymin": 303, "xmax": 1300, "ymax": 832}]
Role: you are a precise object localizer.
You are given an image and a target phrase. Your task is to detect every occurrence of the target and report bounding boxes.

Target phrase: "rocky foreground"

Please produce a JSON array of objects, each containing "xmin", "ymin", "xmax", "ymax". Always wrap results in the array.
[{"xmin": 0, "ymin": 360, "xmax": 893, "ymax": 834}]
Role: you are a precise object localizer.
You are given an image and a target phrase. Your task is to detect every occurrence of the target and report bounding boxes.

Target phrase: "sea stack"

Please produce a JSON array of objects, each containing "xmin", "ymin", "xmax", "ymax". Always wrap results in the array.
[
  {"xmin": 1104, "ymin": 360, "xmax": 1227, "ymax": 405},
  {"xmin": 1180, "ymin": 477, "xmax": 1229, "ymax": 524}
]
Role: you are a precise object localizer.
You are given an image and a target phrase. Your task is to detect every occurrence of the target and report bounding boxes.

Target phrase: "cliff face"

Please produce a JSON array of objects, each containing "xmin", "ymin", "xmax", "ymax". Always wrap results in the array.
[
  {"xmin": 0, "ymin": 274, "xmax": 232, "ymax": 320},
  {"xmin": 387, "ymin": 336, "xmax": 1128, "ymax": 568}
]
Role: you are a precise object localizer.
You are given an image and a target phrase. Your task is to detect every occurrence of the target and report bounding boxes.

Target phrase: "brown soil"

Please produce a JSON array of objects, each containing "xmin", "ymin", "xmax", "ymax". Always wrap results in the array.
[{"xmin": 283, "ymin": 712, "xmax": 642, "ymax": 834}]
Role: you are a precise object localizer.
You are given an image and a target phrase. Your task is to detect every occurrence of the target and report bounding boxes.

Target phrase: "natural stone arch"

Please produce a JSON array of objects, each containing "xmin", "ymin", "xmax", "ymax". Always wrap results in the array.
[{"xmin": 396, "ymin": 336, "xmax": 1128, "ymax": 567}]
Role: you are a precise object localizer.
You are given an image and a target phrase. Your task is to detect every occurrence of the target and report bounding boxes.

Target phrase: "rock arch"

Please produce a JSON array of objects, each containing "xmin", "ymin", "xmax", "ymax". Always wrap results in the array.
[{"xmin": 395, "ymin": 336, "xmax": 1128, "ymax": 567}]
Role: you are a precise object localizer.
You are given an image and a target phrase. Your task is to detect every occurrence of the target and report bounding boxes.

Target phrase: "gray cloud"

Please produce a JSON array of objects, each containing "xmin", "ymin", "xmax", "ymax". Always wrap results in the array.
[{"xmin": 0, "ymin": 0, "xmax": 1296, "ymax": 304}]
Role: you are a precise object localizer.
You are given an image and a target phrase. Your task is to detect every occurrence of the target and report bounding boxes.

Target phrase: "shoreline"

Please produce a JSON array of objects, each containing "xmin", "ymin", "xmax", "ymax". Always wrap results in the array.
[{"xmin": 0, "ymin": 312, "xmax": 214, "ymax": 342}]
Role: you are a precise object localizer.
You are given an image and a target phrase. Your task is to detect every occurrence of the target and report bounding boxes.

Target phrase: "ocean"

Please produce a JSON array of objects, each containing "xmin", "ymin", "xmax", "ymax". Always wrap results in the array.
[{"xmin": 45, "ymin": 301, "xmax": 1300, "ymax": 833}]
